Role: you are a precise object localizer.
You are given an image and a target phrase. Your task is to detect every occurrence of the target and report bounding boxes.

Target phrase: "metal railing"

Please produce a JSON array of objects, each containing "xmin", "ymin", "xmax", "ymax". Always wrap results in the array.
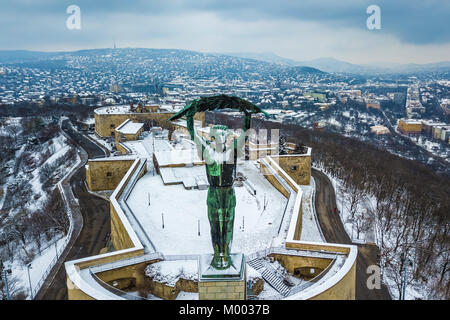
[
  {"xmin": 246, "ymin": 246, "xmax": 340, "ymax": 263},
  {"xmin": 30, "ymin": 182, "xmax": 76, "ymax": 299},
  {"xmin": 259, "ymin": 158, "xmax": 295, "ymax": 235},
  {"xmin": 87, "ymin": 252, "xmax": 199, "ymax": 300},
  {"xmin": 116, "ymin": 158, "xmax": 157, "ymax": 252},
  {"xmin": 89, "ymin": 268, "xmax": 147, "ymax": 300},
  {"xmin": 248, "ymin": 250, "xmax": 339, "ymax": 300},
  {"xmin": 310, "ymin": 177, "xmax": 326, "ymax": 242},
  {"xmin": 29, "ymin": 145, "xmax": 86, "ymax": 299},
  {"xmin": 90, "ymin": 252, "xmax": 164, "ymax": 274},
  {"xmin": 287, "ymin": 254, "xmax": 338, "ymax": 297}
]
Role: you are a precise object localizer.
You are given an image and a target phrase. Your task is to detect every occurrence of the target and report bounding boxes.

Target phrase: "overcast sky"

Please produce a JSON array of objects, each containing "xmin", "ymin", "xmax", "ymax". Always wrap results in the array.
[{"xmin": 1, "ymin": 0, "xmax": 449, "ymax": 64}]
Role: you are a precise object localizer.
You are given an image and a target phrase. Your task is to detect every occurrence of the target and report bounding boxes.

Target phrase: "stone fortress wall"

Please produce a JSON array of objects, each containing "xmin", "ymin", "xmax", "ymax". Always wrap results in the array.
[
  {"xmin": 94, "ymin": 105, "xmax": 205, "ymax": 138},
  {"xmin": 86, "ymin": 157, "xmax": 136, "ymax": 191}
]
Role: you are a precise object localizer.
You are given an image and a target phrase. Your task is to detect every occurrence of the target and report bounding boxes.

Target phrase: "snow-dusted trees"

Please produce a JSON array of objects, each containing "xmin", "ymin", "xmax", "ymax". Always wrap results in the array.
[
  {"xmin": 352, "ymin": 209, "xmax": 372, "ymax": 240},
  {"xmin": 0, "ymin": 273, "xmax": 26, "ymax": 300},
  {"xmin": 209, "ymin": 112, "xmax": 450, "ymax": 299},
  {"xmin": 39, "ymin": 189, "xmax": 70, "ymax": 235},
  {"xmin": 0, "ymin": 189, "xmax": 70, "ymax": 266}
]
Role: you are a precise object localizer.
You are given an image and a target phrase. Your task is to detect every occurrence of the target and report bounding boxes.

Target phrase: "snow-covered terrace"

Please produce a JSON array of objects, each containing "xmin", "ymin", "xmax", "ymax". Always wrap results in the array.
[
  {"xmin": 116, "ymin": 119, "xmax": 144, "ymax": 135},
  {"xmin": 120, "ymin": 133, "xmax": 174, "ymax": 162},
  {"xmin": 126, "ymin": 160, "xmax": 287, "ymax": 256},
  {"xmin": 94, "ymin": 105, "xmax": 174, "ymax": 115}
]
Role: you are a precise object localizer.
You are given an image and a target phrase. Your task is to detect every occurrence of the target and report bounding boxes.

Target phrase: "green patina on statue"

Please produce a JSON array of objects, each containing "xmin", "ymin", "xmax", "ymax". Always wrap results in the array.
[{"xmin": 168, "ymin": 95, "xmax": 269, "ymax": 270}]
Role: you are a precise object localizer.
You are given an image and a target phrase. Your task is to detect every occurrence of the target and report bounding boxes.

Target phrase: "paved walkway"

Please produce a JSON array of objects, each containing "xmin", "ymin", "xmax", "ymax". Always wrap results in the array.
[{"xmin": 36, "ymin": 120, "xmax": 111, "ymax": 300}]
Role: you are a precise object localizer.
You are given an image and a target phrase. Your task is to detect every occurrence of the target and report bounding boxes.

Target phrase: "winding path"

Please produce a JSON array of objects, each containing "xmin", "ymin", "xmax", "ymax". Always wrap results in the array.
[
  {"xmin": 312, "ymin": 168, "xmax": 391, "ymax": 300},
  {"xmin": 37, "ymin": 120, "xmax": 111, "ymax": 300}
]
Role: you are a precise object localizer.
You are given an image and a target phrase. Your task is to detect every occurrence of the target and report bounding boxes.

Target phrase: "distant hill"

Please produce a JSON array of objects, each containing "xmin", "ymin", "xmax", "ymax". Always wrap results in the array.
[
  {"xmin": 225, "ymin": 52, "xmax": 299, "ymax": 66},
  {"xmin": 0, "ymin": 48, "xmax": 326, "ymax": 80},
  {"xmin": 223, "ymin": 52, "xmax": 450, "ymax": 75},
  {"xmin": 1, "ymin": 49, "xmax": 449, "ymax": 75},
  {"xmin": 0, "ymin": 50, "xmax": 60, "ymax": 63}
]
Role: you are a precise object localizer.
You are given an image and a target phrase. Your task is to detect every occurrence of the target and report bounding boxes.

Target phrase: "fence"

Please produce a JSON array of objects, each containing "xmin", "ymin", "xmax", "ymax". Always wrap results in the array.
[
  {"xmin": 248, "ymin": 248, "xmax": 339, "ymax": 300},
  {"xmin": 310, "ymin": 177, "xmax": 326, "ymax": 242},
  {"xmin": 29, "ymin": 146, "xmax": 84, "ymax": 299},
  {"xmin": 90, "ymin": 252, "xmax": 164, "ymax": 274},
  {"xmin": 87, "ymin": 253, "xmax": 200, "ymax": 300},
  {"xmin": 89, "ymin": 268, "xmax": 147, "ymax": 300}
]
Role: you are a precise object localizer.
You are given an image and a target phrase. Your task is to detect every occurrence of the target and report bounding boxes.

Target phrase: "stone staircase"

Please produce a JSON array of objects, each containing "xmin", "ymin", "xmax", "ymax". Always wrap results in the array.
[
  {"xmin": 248, "ymin": 258, "xmax": 264, "ymax": 270},
  {"xmin": 247, "ymin": 258, "xmax": 291, "ymax": 297}
]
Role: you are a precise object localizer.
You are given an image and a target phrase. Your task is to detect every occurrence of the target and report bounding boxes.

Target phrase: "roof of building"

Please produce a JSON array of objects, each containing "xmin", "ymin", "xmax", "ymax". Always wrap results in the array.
[
  {"xmin": 154, "ymin": 149, "xmax": 204, "ymax": 167},
  {"xmin": 116, "ymin": 119, "xmax": 144, "ymax": 135},
  {"xmin": 94, "ymin": 104, "xmax": 174, "ymax": 115},
  {"xmin": 399, "ymin": 119, "xmax": 422, "ymax": 125}
]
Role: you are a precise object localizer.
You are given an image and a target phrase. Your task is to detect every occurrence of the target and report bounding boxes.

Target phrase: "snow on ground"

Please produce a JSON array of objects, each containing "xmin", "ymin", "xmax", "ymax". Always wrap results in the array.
[
  {"xmin": 46, "ymin": 141, "xmax": 70, "ymax": 166},
  {"xmin": 88, "ymin": 133, "xmax": 114, "ymax": 152},
  {"xmin": 247, "ymin": 265, "xmax": 262, "ymax": 284},
  {"xmin": 126, "ymin": 160, "xmax": 287, "ymax": 256},
  {"xmin": 123, "ymin": 134, "xmax": 173, "ymax": 160},
  {"xmin": 327, "ymin": 174, "xmax": 376, "ymax": 243},
  {"xmin": 257, "ymin": 280, "xmax": 280, "ymax": 299},
  {"xmin": 312, "ymin": 166, "xmax": 427, "ymax": 299},
  {"xmin": 26, "ymin": 134, "xmax": 79, "ymax": 213},
  {"xmin": 6, "ymin": 236, "xmax": 67, "ymax": 299},
  {"xmin": 383, "ymin": 271, "xmax": 424, "ymax": 300},
  {"xmin": 176, "ymin": 291, "xmax": 199, "ymax": 300},
  {"xmin": 145, "ymin": 260, "xmax": 198, "ymax": 287},
  {"xmin": 94, "ymin": 105, "xmax": 133, "ymax": 115},
  {"xmin": 299, "ymin": 179, "xmax": 323, "ymax": 242},
  {"xmin": 82, "ymin": 117, "xmax": 95, "ymax": 125},
  {"xmin": 1, "ymin": 130, "xmax": 80, "ymax": 298},
  {"xmin": 0, "ymin": 184, "xmax": 7, "ymax": 211}
]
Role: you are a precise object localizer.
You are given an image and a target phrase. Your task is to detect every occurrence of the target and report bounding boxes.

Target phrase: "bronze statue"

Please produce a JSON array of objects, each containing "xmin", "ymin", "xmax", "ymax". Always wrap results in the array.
[{"xmin": 168, "ymin": 95, "xmax": 268, "ymax": 269}]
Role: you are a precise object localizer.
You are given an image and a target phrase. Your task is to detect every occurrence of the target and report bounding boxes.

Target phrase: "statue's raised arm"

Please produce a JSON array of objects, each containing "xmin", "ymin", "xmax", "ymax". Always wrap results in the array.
[
  {"xmin": 168, "ymin": 94, "xmax": 269, "ymax": 124},
  {"xmin": 168, "ymin": 94, "xmax": 269, "ymax": 138}
]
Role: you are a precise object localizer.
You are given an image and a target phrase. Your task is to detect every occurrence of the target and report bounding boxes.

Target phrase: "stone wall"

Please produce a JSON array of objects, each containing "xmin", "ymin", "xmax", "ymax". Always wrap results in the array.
[
  {"xmin": 67, "ymin": 277, "xmax": 96, "ymax": 300},
  {"xmin": 95, "ymin": 112, "xmax": 176, "ymax": 137},
  {"xmin": 114, "ymin": 123, "xmax": 144, "ymax": 147},
  {"xmin": 110, "ymin": 201, "xmax": 136, "ymax": 251},
  {"xmin": 251, "ymin": 278, "xmax": 264, "ymax": 295},
  {"xmin": 116, "ymin": 142, "xmax": 130, "ymax": 155},
  {"xmin": 259, "ymin": 160, "xmax": 290, "ymax": 198},
  {"xmin": 198, "ymin": 279, "xmax": 246, "ymax": 300},
  {"xmin": 270, "ymin": 254, "xmax": 332, "ymax": 275},
  {"xmin": 86, "ymin": 158, "xmax": 136, "ymax": 191},
  {"xmin": 398, "ymin": 120, "xmax": 422, "ymax": 134},
  {"xmin": 141, "ymin": 276, "xmax": 198, "ymax": 300},
  {"xmin": 194, "ymin": 112, "xmax": 206, "ymax": 127},
  {"xmin": 96, "ymin": 261, "xmax": 159, "ymax": 291},
  {"xmin": 274, "ymin": 155, "xmax": 311, "ymax": 185},
  {"xmin": 310, "ymin": 259, "xmax": 356, "ymax": 300}
]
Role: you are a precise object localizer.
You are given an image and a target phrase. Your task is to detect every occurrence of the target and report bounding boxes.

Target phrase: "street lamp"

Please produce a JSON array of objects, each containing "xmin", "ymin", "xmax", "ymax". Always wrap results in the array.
[
  {"xmin": 1, "ymin": 259, "xmax": 12, "ymax": 300},
  {"xmin": 54, "ymin": 242, "xmax": 59, "ymax": 259},
  {"xmin": 401, "ymin": 254, "xmax": 413, "ymax": 300},
  {"xmin": 27, "ymin": 263, "xmax": 33, "ymax": 299}
]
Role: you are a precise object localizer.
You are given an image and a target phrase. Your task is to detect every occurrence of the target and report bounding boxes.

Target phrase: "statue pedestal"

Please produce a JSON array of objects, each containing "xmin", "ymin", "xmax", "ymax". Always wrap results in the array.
[{"xmin": 198, "ymin": 253, "xmax": 246, "ymax": 300}]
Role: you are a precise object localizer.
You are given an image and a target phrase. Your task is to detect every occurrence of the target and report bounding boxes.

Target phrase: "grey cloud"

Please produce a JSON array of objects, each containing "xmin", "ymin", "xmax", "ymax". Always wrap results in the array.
[{"xmin": 0, "ymin": 0, "xmax": 449, "ymax": 51}]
